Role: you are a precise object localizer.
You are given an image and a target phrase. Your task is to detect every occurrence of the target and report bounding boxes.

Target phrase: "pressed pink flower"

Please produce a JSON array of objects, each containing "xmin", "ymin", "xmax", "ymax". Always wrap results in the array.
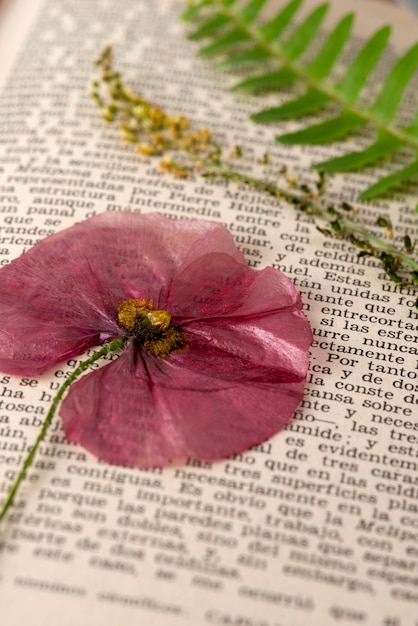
[{"xmin": 0, "ymin": 212, "xmax": 312, "ymax": 467}]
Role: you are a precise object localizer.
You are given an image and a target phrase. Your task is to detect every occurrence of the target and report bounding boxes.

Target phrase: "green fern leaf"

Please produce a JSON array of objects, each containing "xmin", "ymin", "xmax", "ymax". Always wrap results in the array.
[
  {"xmin": 182, "ymin": 1, "xmax": 210, "ymax": 22},
  {"xmin": 222, "ymin": 47, "xmax": 270, "ymax": 64},
  {"xmin": 278, "ymin": 112, "xmax": 363, "ymax": 143},
  {"xmin": 189, "ymin": 0, "xmax": 267, "ymax": 45},
  {"xmin": 307, "ymin": 13, "xmax": 354, "ymax": 80},
  {"xmin": 240, "ymin": 0, "xmax": 269, "ymax": 22},
  {"xmin": 313, "ymin": 44, "xmax": 418, "ymax": 173},
  {"xmin": 404, "ymin": 112, "xmax": 418, "ymax": 139},
  {"xmin": 314, "ymin": 131, "xmax": 404, "ymax": 172},
  {"xmin": 184, "ymin": 0, "xmax": 234, "ymax": 27},
  {"xmin": 184, "ymin": 0, "xmax": 418, "ymax": 198},
  {"xmin": 187, "ymin": 14, "xmax": 230, "ymax": 40},
  {"xmin": 193, "ymin": 0, "xmax": 269, "ymax": 51},
  {"xmin": 250, "ymin": 14, "xmax": 353, "ymax": 120},
  {"xmin": 360, "ymin": 159, "xmax": 418, "ymax": 199},
  {"xmin": 279, "ymin": 4, "xmax": 329, "ymax": 59},
  {"xmin": 337, "ymin": 26, "xmax": 391, "ymax": 101},
  {"xmin": 259, "ymin": 0, "xmax": 303, "ymax": 42},
  {"xmin": 252, "ymin": 89, "xmax": 329, "ymax": 121},
  {"xmin": 369, "ymin": 42, "xmax": 418, "ymax": 123},
  {"xmin": 199, "ymin": 27, "xmax": 249, "ymax": 56},
  {"xmin": 232, "ymin": 68, "xmax": 297, "ymax": 91},
  {"xmin": 237, "ymin": 13, "xmax": 352, "ymax": 94}
]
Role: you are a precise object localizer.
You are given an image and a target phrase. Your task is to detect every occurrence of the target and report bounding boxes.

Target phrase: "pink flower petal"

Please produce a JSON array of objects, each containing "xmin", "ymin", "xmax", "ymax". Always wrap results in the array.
[
  {"xmin": 60, "ymin": 343, "xmax": 307, "ymax": 467},
  {"xmin": 172, "ymin": 264, "xmax": 310, "ymax": 383},
  {"xmin": 0, "ymin": 213, "xmax": 244, "ymax": 375},
  {"xmin": 167, "ymin": 252, "xmax": 255, "ymax": 319},
  {"xmin": 171, "ymin": 258, "xmax": 300, "ymax": 322},
  {"xmin": 61, "ymin": 345, "xmax": 182, "ymax": 467}
]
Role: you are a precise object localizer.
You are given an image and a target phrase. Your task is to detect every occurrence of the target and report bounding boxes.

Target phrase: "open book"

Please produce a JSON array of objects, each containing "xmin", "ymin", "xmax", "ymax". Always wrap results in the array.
[{"xmin": 1, "ymin": 0, "xmax": 418, "ymax": 624}]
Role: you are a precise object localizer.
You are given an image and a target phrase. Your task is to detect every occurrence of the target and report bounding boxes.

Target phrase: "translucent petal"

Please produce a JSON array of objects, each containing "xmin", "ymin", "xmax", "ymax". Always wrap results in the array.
[
  {"xmin": 174, "ymin": 265, "xmax": 311, "ymax": 384},
  {"xmin": 167, "ymin": 252, "xmax": 255, "ymax": 319},
  {"xmin": 61, "ymin": 341, "xmax": 309, "ymax": 467}
]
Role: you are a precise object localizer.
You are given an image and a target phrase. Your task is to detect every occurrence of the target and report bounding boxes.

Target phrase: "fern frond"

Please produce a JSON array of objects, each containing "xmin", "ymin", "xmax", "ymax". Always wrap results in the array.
[{"xmin": 183, "ymin": 0, "xmax": 418, "ymax": 199}]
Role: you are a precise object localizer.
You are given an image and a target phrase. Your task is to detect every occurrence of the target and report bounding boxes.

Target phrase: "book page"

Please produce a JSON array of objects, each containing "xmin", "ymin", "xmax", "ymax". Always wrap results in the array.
[{"xmin": 1, "ymin": 1, "xmax": 418, "ymax": 625}]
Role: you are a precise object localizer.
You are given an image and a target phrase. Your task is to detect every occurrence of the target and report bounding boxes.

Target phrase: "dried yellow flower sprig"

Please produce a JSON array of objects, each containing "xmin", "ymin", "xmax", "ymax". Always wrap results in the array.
[{"xmin": 92, "ymin": 46, "xmax": 221, "ymax": 177}]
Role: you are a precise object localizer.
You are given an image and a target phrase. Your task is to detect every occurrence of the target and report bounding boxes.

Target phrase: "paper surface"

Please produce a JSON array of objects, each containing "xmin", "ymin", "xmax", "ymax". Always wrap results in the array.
[{"xmin": 0, "ymin": 1, "xmax": 418, "ymax": 624}]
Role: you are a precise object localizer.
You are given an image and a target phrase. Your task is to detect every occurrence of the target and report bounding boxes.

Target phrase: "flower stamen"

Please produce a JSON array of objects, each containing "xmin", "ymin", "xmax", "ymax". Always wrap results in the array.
[{"xmin": 117, "ymin": 298, "xmax": 188, "ymax": 358}]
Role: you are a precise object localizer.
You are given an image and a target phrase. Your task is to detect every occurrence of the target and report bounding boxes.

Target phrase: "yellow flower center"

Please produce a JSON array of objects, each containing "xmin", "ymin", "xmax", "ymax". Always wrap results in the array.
[{"xmin": 117, "ymin": 299, "xmax": 188, "ymax": 359}]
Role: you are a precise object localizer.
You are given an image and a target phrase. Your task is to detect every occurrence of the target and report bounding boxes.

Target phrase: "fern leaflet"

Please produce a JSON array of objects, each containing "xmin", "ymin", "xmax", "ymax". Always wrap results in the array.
[{"xmin": 183, "ymin": 0, "xmax": 418, "ymax": 199}]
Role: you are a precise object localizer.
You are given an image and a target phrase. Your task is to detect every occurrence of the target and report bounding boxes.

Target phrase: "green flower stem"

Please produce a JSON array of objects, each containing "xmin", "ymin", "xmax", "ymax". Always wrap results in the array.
[
  {"xmin": 0, "ymin": 338, "xmax": 127, "ymax": 524},
  {"xmin": 209, "ymin": 164, "xmax": 418, "ymax": 274},
  {"xmin": 335, "ymin": 214, "xmax": 418, "ymax": 271}
]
